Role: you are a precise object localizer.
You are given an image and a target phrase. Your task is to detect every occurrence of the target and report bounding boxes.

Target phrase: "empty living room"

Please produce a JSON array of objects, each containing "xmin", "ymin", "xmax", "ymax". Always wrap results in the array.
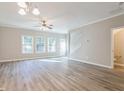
[{"xmin": 0, "ymin": 0, "xmax": 124, "ymax": 92}]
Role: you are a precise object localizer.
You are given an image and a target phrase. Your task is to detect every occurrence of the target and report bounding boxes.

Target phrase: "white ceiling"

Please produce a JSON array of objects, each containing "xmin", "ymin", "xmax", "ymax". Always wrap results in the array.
[{"xmin": 0, "ymin": 2, "xmax": 123, "ymax": 34}]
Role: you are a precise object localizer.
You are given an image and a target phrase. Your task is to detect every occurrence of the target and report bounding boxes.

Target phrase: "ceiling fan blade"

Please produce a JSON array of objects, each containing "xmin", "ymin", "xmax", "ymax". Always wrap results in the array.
[
  {"xmin": 49, "ymin": 24, "xmax": 53, "ymax": 26},
  {"xmin": 46, "ymin": 26, "xmax": 52, "ymax": 29}
]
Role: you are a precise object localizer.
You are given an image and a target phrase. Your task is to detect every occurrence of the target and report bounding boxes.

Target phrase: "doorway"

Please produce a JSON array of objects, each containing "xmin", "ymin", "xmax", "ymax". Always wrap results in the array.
[{"xmin": 112, "ymin": 27, "xmax": 124, "ymax": 71}]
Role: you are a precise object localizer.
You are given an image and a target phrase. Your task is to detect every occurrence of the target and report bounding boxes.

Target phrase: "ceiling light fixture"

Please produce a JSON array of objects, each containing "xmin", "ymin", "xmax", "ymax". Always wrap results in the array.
[
  {"xmin": 18, "ymin": 8, "xmax": 26, "ymax": 15},
  {"xmin": 40, "ymin": 27, "xmax": 48, "ymax": 31},
  {"xmin": 32, "ymin": 8, "xmax": 40, "ymax": 15},
  {"xmin": 17, "ymin": 2, "xmax": 40, "ymax": 16}
]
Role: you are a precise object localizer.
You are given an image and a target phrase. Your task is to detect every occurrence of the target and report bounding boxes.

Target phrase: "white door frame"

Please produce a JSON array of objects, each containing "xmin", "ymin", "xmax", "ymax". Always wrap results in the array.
[{"xmin": 111, "ymin": 26, "xmax": 124, "ymax": 69}]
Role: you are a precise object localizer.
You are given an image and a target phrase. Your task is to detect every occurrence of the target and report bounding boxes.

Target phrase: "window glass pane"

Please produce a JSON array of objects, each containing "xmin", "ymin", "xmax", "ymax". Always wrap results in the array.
[
  {"xmin": 60, "ymin": 39, "xmax": 66, "ymax": 55},
  {"xmin": 48, "ymin": 37, "xmax": 56, "ymax": 52},
  {"xmin": 35, "ymin": 37, "xmax": 45, "ymax": 53},
  {"xmin": 22, "ymin": 36, "xmax": 33, "ymax": 54}
]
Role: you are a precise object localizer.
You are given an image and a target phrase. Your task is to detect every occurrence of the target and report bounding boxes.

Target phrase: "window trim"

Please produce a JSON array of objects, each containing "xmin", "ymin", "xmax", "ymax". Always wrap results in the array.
[
  {"xmin": 35, "ymin": 36, "xmax": 46, "ymax": 54},
  {"xmin": 60, "ymin": 38, "xmax": 66, "ymax": 56},
  {"xmin": 22, "ymin": 35, "xmax": 34, "ymax": 54},
  {"xmin": 47, "ymin": 37, "xmax": 57, "ymax": 53}
]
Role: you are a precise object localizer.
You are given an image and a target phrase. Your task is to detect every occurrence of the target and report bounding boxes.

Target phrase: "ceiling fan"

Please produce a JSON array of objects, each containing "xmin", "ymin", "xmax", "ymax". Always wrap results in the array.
[
  {"xmin": 33, "ymin": 19, "xmax": 53, "ymax": 30},
  {"xmin": 110, "ymin": 2, "xmax": 124, "ymax": 14}
]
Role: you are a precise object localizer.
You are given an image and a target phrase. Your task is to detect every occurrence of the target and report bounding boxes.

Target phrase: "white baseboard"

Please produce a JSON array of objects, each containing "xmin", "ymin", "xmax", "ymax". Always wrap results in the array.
[
  {"xmin": 0, "ymin": 59, "xmax": 13, "ymax": 63},
  {"xmin": 0, "ymin": 56, "xmax": 65, "ymax": 63},
  {"xmin": 68, "ymin": 57, "xmax": 112, "ymax": 69}
]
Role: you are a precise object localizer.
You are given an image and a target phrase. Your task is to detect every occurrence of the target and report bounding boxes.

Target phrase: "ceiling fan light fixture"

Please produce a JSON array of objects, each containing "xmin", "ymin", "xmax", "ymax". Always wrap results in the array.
[
  {"xmin": 41, "ymin": 26, "xmax": 48, "ymax": 31},
  {"xmin": 39, "ymin": 27, "xmax": 42, "ymax": 30},
  {"xmin": 18, "ymin": 8, "xmax": 26, "ymax": 15},
  {"xmin": 17, "ymin": 2, "xmax": 27, "ymax": 8},
  {"xmin": 32, "ymin": 8, "xmax": 40, "ymax": 15}
]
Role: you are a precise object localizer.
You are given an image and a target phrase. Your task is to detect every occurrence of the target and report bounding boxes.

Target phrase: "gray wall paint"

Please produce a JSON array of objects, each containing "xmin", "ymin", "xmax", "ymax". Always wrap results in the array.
[
  {"xmin": 0, "ymin": 27, "xmax": 66, "ymax": 62},
  {"xmin": 69, "ymin": 14, "xmax": 124, "ymax": 68}
]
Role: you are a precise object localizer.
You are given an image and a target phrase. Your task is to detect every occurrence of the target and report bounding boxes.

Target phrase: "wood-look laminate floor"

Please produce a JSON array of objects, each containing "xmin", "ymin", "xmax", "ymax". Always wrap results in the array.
[{"xmin": 0, "ymin": 57, "xmax": 124, "ymax": 91}]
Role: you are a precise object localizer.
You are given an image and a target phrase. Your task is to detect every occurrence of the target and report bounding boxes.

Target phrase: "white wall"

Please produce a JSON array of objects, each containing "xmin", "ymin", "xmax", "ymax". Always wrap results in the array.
[
  {"xmin": 69, "ymin": 14, "xmax": 124, "ymax": 68},
  {"xmin": 114, "ymin": 28, "xmax": 124, "ymax": 64},
  {"xmin": 0, "ymin": 27, "xmax": 66, "ymax": 62}
]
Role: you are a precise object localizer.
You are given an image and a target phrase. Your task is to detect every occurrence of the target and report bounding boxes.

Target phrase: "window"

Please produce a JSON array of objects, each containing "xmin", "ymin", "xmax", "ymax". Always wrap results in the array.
[
  {"xmin": 22, "ymin": 36, "xmax": 33, "ymax": 54},
  {"xmin": 60, "ymin": 39, "xmax": 66, "ymax": 55},
  {"xmin": 35, "ymin": 36, "xmax": 45, "ymax": 53},
  {"xmin": 48, "ymin": 37, "xmax": 56, "ymax": 52}
]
